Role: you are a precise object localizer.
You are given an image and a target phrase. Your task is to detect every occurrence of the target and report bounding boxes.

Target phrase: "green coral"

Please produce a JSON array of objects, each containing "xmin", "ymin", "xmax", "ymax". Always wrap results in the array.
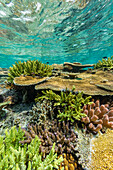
[
  {"xmin": 0, "ymin": 126, "xmax": 63, "ymax": 170},
  {"xmin": 8, "ymin": 60, "xmax": 53, "ymax": 83},
  {"xmin": 35, "ymin": 86, "xmax": 92, "ymax": 122},
  {"xmin": 94, "ymin": 56, "xmax": 113, "ymax": 70}
]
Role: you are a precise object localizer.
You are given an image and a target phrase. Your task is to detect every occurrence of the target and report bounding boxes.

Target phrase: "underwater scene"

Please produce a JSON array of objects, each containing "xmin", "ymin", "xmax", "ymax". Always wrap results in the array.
[{"xmin": 0, "ymin": 0, "xmax": 113, "ymax": 169}]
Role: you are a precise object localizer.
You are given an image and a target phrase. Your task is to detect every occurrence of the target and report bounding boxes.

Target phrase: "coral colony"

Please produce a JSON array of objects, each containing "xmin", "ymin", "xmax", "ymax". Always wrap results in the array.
[{"xmin": 0, "ymin": 57, "xmax": 113, "ymax": 169}]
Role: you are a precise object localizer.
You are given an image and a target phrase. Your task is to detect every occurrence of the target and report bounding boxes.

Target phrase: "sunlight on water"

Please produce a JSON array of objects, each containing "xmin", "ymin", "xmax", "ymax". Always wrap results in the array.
[{"xmin": 0, "ymin": 0, "xmax": 113, "ymax": 67}]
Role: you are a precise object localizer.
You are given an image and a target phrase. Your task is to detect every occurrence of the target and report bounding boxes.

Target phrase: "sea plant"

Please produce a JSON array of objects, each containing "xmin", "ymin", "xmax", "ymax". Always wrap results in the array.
[
  {"xmin": 94, "ymin": 56, "xmax": 113, "ymax": 70},
  {"xmin": 0, "ymin": 126, "xmax": 63, "ymax": 170},
  {"xmin": 8, "ymin": 60, "xmax": 53, "ymax": 83},
  {"xmin": 35, "ymin": 86, "xmax": 92, "ymax": 122}
]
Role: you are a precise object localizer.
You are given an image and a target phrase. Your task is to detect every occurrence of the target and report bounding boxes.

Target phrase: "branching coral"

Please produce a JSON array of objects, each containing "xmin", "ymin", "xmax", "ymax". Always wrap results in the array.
[
  {"xmin": 20, "ymin": 120, "xmax": 78, "ymax": 158},
  {"xmin": 8, "ymin": 60, "xmax": 53, "ymax": 83},
  {"xmin": 29, "ymin": 99, "xmax": 53, "ymax": 124},
  {"xmin": 35, "ymin": 86, "xmax": 92, "ymax": 122},
  {"xmin": 94, "ymin": 56, "xmax": 113, "ymax": 70},
  {"xmin": 0, "ymin": 126, "xmax": 63, "ymax": 170},
  {"xmin": 81, "ymin": 100, "xmax": 113, "ymax": 132},
  {"xmin": 58, "ymin": 153, "xmax": 78, "ymax": 170}
]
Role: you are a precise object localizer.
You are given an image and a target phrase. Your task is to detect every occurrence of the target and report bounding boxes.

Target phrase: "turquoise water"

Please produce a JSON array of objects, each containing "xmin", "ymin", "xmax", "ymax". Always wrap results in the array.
[{"xmin": 0, "ymin": 0, "xmax": 113, "ymax": 68}]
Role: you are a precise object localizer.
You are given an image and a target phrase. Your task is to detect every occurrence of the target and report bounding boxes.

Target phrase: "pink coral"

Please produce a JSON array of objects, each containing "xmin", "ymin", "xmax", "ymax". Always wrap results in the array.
[{"xmin": 81, "ymin": 100, "xmax": 113, "ymax": 132}]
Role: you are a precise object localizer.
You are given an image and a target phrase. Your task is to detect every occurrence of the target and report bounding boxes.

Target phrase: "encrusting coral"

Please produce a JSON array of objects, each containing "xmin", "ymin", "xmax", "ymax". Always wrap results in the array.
[
  {"xmin": 7, "ymin": 60, "xmax": 53, "ymax": 83},
  {"xmin": 35, "ymin": 86, "xmax": 92, "ymax": 122},
  {"xmin": 81, "ymin": 100, "xmax": 113, "ymax": 132},
  {"xmin": 20, "ymin": 120, "xmax": 78, "ymax": 158},
  {"xmin": 89, "ymin": 129, "xmax": 113, "ymax": 170},
  {"xmin": 0, "ymin": 126, "xmax": 63, "ymax": 170}
]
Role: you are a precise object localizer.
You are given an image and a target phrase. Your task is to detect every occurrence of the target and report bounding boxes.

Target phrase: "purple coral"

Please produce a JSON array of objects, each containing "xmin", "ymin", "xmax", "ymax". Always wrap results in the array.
[{"xmin": 20, "ymin": 120, "xmax": 78, "ymax": 157}]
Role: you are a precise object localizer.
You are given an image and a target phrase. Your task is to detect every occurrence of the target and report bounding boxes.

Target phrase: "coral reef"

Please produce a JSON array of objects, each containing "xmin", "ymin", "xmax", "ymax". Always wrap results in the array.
[
  {"xmin": 8, "ymin": 60, "xmax": 53, "ymax": 83},
  {"xmin": 29, "ymin": 99, "xmax": 53, "ymax": 124},
  {"xmin": 0, "ymin": 126, "xmax": 63, "ymax": 170},
  {"xmin": 94, "ymin": 56, "xmax": 113, "ymax": 70},
  {"xmin": 13, "ymin": 75, "xmax": 50, "ymax": 86},
  {"xmin": 35, "ymin": 71, "xmax": 113, "ymax": 96},
  {"xmin": 0, "ymin": 102, "xmax": 34, "ymax": 135},
  {"xmin": 81, "ymin": 100, "xmax": 113, "ymax": 132},
  {"xmin": 20, "ymin": 120, "xmax": 78, "ymax": 158},
  {"xmin": 35, "ymin": 87, "xmax": 92, "ymax": 122},
  {"xmin": 75, "ymin": 128, "xmax": 93, "ymax": 169},
  {"xmin": 63, "ymin": 62, "xmax": 94, "ymax": 72},
  {"xmin": 89, "ymin": 129, "xmax": 113, "ymax": 170},
  {"xmin": 58, "ymin": 153, "xmax": 78, "ymax": 170}
]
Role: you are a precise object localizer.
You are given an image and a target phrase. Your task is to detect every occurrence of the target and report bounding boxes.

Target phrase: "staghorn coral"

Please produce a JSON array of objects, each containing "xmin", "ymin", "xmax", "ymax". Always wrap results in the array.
[
  {"xmin": 94, "ymin": 56, "xmax": 113, "ymax": 70},
  {"xmin": 7, "ymin": 60, "xmax": 53, "ymax": 83},
  {"xmin": 81, "ymin": 100, "xmax": 113, "ymax": 132},
  {"xmin": 0, "ymin": 126, "xmax": 63, "ymax": 170},
  {"xmin": 58, "ymin": 153, "xmax": 78, "ymax": 170},
  {"xmin": 20, "ymin": 120, "xmax": 78, "ymax": 158},
  {"xmin": 35, "ymin": 86, "xmax": 92, "ymax": 122}
]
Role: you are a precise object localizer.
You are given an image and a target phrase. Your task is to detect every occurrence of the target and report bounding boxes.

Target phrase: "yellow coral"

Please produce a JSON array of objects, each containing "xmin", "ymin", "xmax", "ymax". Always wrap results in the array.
[{"xmin": 90, "ymin": 129, "xmax": 113, "ymax": 170}]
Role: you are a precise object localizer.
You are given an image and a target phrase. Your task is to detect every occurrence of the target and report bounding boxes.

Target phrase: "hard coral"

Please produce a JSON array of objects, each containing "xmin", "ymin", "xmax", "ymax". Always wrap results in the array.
[
  {"xmin": 8, "ymin": 60, "xmax": 53, "ymax": 83},
  {"xmin": 81, "ymin": 100, "xmax": 113, "ymax": 132},
  {"xmin": 94, "ymin": 56, "xmax": 113, "ymax": 70},
  {"xmin": 29, "ymin": 99, "xmax": 53, "ymax": 125},
  {"xmin": 36, "ymin": 86, "xmax": 92, "ymax": 122},
  {"xmin": 58, "ymin": 153, "xmax": 78, "ymax": 170},
  {"xmin": 0, "ymin": 126, "xmax": 63, "ymax": 170},
  {"xmin": 20, "ymin": 120, "xmax": 78, "ymax": 158},
  {"xmin": 89, "ymin": 129, "xmax": 113, "ymax": 170}
]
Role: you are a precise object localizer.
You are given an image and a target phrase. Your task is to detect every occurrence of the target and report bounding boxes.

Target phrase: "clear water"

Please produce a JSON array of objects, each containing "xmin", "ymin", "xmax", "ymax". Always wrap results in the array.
[{"xmin": 0, "ymin": 0, "xmax": 113, "ymax": 68}]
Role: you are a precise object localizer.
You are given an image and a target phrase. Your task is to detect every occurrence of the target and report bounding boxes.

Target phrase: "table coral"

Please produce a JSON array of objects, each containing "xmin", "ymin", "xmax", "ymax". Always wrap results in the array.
[
  {"xmin": 89, "ymin": 129, "xmax": 113, "ymax": 170},
  {"xmin": 81, "ymin": 100, "xmax": 113, "ymax": 132}
]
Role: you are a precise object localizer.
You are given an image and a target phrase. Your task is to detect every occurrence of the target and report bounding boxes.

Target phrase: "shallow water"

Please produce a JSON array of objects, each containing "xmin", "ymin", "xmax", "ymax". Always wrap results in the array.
[{"xmin": 0, "ymin": 0, "xmax": 113, "ymax": 68}]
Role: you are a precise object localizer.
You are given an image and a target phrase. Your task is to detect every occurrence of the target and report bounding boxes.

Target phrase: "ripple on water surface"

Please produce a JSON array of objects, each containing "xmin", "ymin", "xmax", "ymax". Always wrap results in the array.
[{"xmin": 0, "ymin": 0, "xmax": 113, "ymax": 67}]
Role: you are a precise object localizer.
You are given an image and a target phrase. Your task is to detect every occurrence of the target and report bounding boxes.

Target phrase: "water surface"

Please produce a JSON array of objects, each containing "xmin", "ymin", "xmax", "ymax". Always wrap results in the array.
[{"xmin": 0, "ymin": 0, "xmax": 113, "ymax": 68}]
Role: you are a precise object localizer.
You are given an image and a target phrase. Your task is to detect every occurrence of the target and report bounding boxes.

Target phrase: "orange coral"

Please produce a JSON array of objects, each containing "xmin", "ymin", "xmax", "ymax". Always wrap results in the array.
[{"xmin": 58, "ymin": 153, "xmax": 78, "ymax": 170}]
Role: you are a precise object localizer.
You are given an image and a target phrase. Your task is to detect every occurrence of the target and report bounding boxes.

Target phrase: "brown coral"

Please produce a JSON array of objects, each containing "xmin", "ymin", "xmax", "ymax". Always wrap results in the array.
[
  {"xmin": 20, "ymin": 120, "xmax": 78, "ymax": 158},
  {"xmin": 81, "ymin": 100, "xmax": 113, "ymax": 132}
]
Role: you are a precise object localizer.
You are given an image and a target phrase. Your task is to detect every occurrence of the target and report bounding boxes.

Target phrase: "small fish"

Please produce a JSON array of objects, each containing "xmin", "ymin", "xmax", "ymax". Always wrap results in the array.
[{"xmin": 103, "ymin": 56, "xmax": 107, "ymax": 60}]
